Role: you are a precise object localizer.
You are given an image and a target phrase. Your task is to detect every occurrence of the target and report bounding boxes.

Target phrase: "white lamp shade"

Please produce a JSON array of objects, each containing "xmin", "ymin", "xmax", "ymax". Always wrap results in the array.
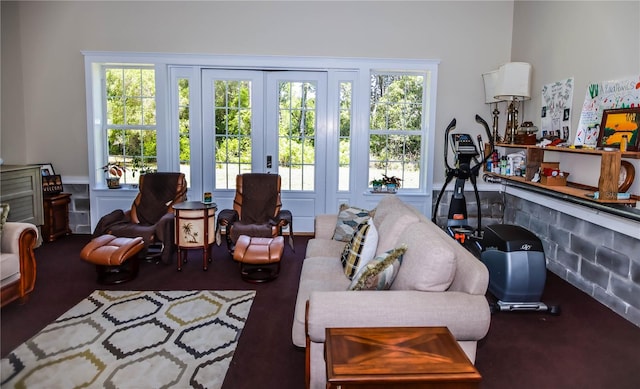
[
  {"xmin": 494, "ymin": 62, "xmax": 532, "ymax": 101},
  {"xmin": 482, "ymin": 70, "xmax": 502, "ymax": 104}
]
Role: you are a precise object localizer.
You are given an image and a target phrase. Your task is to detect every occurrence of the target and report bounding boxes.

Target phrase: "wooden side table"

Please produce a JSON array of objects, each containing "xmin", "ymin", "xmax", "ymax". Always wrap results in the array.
[
  {"xmin": 42, "ymin": 193, "xmax": 72, "ymax": 242},
  {"xmin": 325, "ymin": 327, "xmax": 481, "ymax": 389},
  {"xmin": 173, "ymin": 201, "xmax": 217, "ymax": 271}
]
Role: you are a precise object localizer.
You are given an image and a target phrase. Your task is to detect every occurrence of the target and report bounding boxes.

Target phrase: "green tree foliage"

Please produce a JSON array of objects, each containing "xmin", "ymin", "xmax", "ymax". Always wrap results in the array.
[
  {"xmin": 214, "ymin": 80, "xmax": 253, "ymax": 165},
  {"xmin": 369, "ymin": 74, "xmax": 424, "ymax": 174},
  {"xmin": 178, "ymin": 78, "xmax": 191, "ymax": 163},
  {"xmin": 105, "ymin": 67, "xmax": 157, "ymax": 179}
]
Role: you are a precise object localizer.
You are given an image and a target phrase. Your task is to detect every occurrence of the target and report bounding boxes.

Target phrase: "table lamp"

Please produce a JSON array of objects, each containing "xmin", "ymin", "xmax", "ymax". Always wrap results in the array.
[
  {"xmin": 494, "ymin": 62, "xmax": 532, "ymax": 144},
  {"xmin": 482, "ymin": 69, "xmax": 504, "ymax": 143}
]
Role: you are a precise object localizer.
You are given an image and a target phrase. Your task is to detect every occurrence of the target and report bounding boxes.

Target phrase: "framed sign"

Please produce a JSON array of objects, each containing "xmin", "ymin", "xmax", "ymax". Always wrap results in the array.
[{"xmin": 597, "ymin": 107, "xmax": 640, "ymax": 151}]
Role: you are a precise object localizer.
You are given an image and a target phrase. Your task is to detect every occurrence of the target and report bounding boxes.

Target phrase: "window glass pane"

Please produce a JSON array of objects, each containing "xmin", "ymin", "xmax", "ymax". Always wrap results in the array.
[
  {"xmin": 368, "ymin": 134, "xmax": 420, "ymax": 189},
  {"xmin": 125, "ymin": 97, "xmax": 142, "ymax": 125},
  {"xmin": 177, "ymin": 78, "xmax": 190, "ymax": 184},
  {"xmin": 106, "ymin": 129, "xmax": 157, "ymax": 184},
  {"xmin": 338, "ymin": 139, "xmax": 350, "ymax": 191},
  {"xmin": 369, "ymin": 72, "xmax": 426, "ymax": 190},
  {"xmin": 103, "ymin": 66, "xmax": 156, "ymax": 185},
  {"xmin": 278, "ymin": 80, "xmax": 316, "ymax": 191},
  {"xmin": 338, "ymin": 81, "xmax": 352, "ymax": 191},
  {"xmin": 214, "ymin": 79, "xmax": 252, "ymax": 189},
  {"xmin": 370, "ymin": 74, "xmax": 423, "ymax": 131}
]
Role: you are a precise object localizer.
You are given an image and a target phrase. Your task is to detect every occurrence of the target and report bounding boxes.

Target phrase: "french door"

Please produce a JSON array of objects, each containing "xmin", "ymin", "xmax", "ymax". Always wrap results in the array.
[{"xmin": 201, "ymin": 69, "xmax": 328, "ymax": 231}]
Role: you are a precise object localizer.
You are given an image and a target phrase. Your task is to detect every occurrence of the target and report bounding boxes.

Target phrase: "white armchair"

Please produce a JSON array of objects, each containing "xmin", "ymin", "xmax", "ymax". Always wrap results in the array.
[{"xmin": 1, "ymin": 222, "xmax": 38, "ymax": 307}]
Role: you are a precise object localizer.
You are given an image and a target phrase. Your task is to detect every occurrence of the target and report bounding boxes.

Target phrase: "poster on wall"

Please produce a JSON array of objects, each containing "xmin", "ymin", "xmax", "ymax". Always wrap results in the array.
[
  {"xmin": 541, "ymin": 77, "xmax": 574, "ymax": 140},
  {"xmin": 573, "ymin": 75, "xmax": 640, "ymax": 147}
]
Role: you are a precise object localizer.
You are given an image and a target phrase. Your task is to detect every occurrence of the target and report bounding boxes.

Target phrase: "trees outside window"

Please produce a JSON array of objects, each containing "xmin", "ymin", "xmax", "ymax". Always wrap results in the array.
[
  {"xmin": 103, "ymin": 66, "xmax": 157, "ymax": 184},
  {"xmin": 369, "ymin": 73, "xmax": 426, "ymax": 189}
]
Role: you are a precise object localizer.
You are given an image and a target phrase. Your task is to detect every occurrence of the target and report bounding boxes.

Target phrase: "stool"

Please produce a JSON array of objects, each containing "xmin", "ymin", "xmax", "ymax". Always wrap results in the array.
[
  {"xmin": 233, "ymin": 235, "xmax": 284, "ymax": 283},
  {"xmin": 80, "ymin": 235, "xmax": 144, "ymax": 284}
]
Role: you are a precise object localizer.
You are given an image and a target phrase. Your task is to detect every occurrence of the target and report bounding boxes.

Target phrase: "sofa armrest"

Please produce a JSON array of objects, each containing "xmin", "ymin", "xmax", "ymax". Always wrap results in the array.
[
  {"xmin": 1, "ymin": 222, "xmax": 38, "ymax": 255},
  {"xmin": 314, "ymin": 214, "xmax": 338, "ymax": 239},
  {"xmin": 1, "ymin": 222, "xmax": 38, "ymax": 307},
  {"xmin": 306, "ymin": 290, "xmax": 490, "ymax": 343}
]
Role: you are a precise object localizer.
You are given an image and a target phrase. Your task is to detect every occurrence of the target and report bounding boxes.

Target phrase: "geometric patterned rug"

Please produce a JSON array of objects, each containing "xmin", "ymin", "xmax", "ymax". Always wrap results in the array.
[{"xmin": 1, "ymin": 290, "xmax": 255, "ymax": 389}]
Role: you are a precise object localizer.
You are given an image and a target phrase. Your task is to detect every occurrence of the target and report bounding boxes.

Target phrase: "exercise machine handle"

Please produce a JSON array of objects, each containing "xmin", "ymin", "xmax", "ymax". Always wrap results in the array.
[{"xmin": 444, "ymin": 118, "xmax": 456, "ymax": 171}]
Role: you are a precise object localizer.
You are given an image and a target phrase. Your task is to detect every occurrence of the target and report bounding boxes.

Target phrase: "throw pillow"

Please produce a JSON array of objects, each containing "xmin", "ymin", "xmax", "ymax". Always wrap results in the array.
[
  {"xmin": 0, "ymin": 203, "xmax": 10, "ymax": 237},
  {"xmin": 349, "ymin": 245, "xmax": 407, "ymax": 291},
  {"xmin": 390, "ymin": 223, "xmax": 456, "ymax": 292},
  {"xmin": 332, "ymin": 204, "xmax": 374, "ymax": 242},
  {"xmin": 340, "ymin": 219, "xmax": 379, "ymax": 280}
]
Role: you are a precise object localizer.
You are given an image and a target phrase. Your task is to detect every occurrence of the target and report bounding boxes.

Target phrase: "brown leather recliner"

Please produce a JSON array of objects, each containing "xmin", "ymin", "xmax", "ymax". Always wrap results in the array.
[
  {"xmin": 92, "ymin": 172, "xmax": 187, "ymax": 264},
  {"xmin": 217, "ymin": 173, "xmax": 293, "ymax": 252}
]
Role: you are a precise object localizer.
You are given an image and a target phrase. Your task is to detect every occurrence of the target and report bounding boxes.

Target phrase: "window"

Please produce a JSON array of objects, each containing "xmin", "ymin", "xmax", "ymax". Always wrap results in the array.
[
  {"xmin": 177, "ymin": 77, "xmax": 191, "ymax": 183},
  {"xmin": 103, "ymin": 66, "xmax": 157, "ymax": 184},
  {"xmin": 369, "ymin": 72, "xmax": 427, "ymax": 190},
  {"xmin": 338, "ymin": 81, "xmax": 352, "ymax": 191},
  {"xmin": 214, "ymin": 79, "xmax": 253, "ymax": 189},
  {"xmin": 278, "ymin": 80, "xmax": 317, "ymax": 191},
  {"xmin": 85, "ymin": 53, "xmax": 438, "ymax": 231}
]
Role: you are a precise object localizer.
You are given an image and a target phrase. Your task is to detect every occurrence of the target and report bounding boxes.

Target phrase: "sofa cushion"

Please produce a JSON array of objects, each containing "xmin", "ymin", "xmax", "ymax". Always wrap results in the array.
[
  {"xmin": 374, "ymin": 199, "xmax": 419, "ymax": 256},
  {"xmin": 0, "ymin": 252, "xmax": 20, "ymax": 287},
  {"xmin": 306, "ymin": 238, "xmax": 347, "ymax": 258},
  {"xmin": 332, "ymin": 204, "xmax": 374, "ymax": 242},
  {"xmin": 340, "ymin": 220, "xmax": 378, "ymax": 280},
  {"xmin": 391, "ymin": 222, "xmax": 456, "ymax": 292},
  {"xmin": 0, "ymin": 203, "xmax": 9, "ymax": 238},
  {"xmin": 348, "ymin": 245, "xmax": 407, "ymax": 290},
  {"xmin": 292, "ymin": 256, "xmax": 351, "ymax": 347}
]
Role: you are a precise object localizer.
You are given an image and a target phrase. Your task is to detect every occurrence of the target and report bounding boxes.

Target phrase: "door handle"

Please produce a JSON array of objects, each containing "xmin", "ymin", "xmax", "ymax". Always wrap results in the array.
[{"xmin": 267, "ymin": 155, "xmax": 272, "ymax": 168}]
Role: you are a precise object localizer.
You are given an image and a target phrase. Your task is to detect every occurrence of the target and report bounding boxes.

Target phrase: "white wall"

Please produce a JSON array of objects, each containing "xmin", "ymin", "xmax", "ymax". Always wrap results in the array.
[
  {"xmin": 3, "ymin": 1, "xmax": 638, "ymax": 196},
  {"xmin": 511, "ymin": 0, "xmax": 640, "ymax": 195},
  {"xmin": 1, "ymin": 0, "xmax": 513, "ymax": 183}
]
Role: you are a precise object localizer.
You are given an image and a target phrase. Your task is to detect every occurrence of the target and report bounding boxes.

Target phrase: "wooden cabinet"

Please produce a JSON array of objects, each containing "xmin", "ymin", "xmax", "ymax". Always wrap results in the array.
[
  {"xmin": 492, "ymin": 144, "xmax": 638, "ymax": 205},
  {"xmin": 0, "ymin": 165, "xmax": 44, "ymax": 225},
  {"xmin": 43, "ymin": 193, "xmax": 72, "ymax": 242}
]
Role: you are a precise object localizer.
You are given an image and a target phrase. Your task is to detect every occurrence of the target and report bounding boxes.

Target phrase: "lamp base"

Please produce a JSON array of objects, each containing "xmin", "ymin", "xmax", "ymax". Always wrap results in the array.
[{"xmin": 504, "ymin": 101, "xmax": 520, "ymax": 144}]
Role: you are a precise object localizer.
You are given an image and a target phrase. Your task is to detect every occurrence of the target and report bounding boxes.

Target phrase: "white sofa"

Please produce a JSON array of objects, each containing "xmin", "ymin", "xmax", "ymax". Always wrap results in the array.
[
  {"xmin": 1, "ymin": 222, "xmax": 39, "ymax": 307},
  {"xmin": 292, "ymin": 195, "xmax": 491, "ymax": 389}
]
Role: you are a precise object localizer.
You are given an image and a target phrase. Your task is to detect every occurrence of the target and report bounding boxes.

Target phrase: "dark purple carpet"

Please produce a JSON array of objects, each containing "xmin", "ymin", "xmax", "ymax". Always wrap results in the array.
[{"xmin": 2, "ymin": 234, "xmax": 639, "ymax": 388}]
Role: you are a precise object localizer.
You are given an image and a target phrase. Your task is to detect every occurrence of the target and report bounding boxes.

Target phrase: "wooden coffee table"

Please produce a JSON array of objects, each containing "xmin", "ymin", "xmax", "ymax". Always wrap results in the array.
[{"xmin": 325, "ymin": 326, "xmax": 481, "ymax": 388}]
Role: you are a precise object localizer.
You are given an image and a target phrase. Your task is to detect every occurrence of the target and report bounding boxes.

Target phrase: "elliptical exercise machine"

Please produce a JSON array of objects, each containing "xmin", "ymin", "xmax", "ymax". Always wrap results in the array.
[
  {"xmin": 432, "ymin": 114, "xmax": 493, "ymax": 256},
  {"xmin": 432, "ymin": 115, "xmax": 559, "ymax": 315}
]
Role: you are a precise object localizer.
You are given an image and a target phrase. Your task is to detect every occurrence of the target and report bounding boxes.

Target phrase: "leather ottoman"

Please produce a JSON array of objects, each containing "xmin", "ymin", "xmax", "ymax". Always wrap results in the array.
[
  {"xmin": 233, "ymin": 235, "xmax": 284, "ymax": 282},
  {"xmin": 80, "ymin": 235, "xmax": 144, "ymax": 284}
]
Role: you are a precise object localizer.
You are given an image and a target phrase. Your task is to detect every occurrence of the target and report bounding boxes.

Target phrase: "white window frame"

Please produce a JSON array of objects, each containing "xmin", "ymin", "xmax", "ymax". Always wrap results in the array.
[
  {"xmin": 367, "ymin": 70, "xmax": 431, "ymax": 191},
  {"xmin": 83, "ymin": 52, "xmax": 439, "ymax": 230}
]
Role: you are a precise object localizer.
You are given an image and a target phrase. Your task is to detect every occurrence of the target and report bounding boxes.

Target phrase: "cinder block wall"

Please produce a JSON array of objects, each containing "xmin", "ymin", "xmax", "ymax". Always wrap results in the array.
[
  {"xmin": 432, "ymin": 190, "xmax": 505, "ymax": 229},
  {"xmin": 503, "ymin": 194, "xmax": 640, "ymax": 327}
]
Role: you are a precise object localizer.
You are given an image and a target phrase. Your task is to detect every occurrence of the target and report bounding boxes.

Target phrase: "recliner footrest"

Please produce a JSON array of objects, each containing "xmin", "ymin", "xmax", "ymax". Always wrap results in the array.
[
  {"xmin": 80, "ymin": 235, "xmax": 144, "ymax": 284},
  {"xmin": 233, "ymin": 235, "xmax": 284, "ymax": 282}
]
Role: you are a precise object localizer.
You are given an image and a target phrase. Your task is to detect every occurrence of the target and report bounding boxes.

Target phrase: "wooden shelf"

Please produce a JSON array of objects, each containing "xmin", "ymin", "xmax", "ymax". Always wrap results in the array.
[
  {"xmin": 488, "ymin": 173, "xmax": 637, "ymax": 205},
  {"xmin": 495, "ymin": 143, "xmax": 640, "ymax": 159},
  {"xmin": 492, "ymin": 143, "xmax": 637, "ymax": 205}
]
